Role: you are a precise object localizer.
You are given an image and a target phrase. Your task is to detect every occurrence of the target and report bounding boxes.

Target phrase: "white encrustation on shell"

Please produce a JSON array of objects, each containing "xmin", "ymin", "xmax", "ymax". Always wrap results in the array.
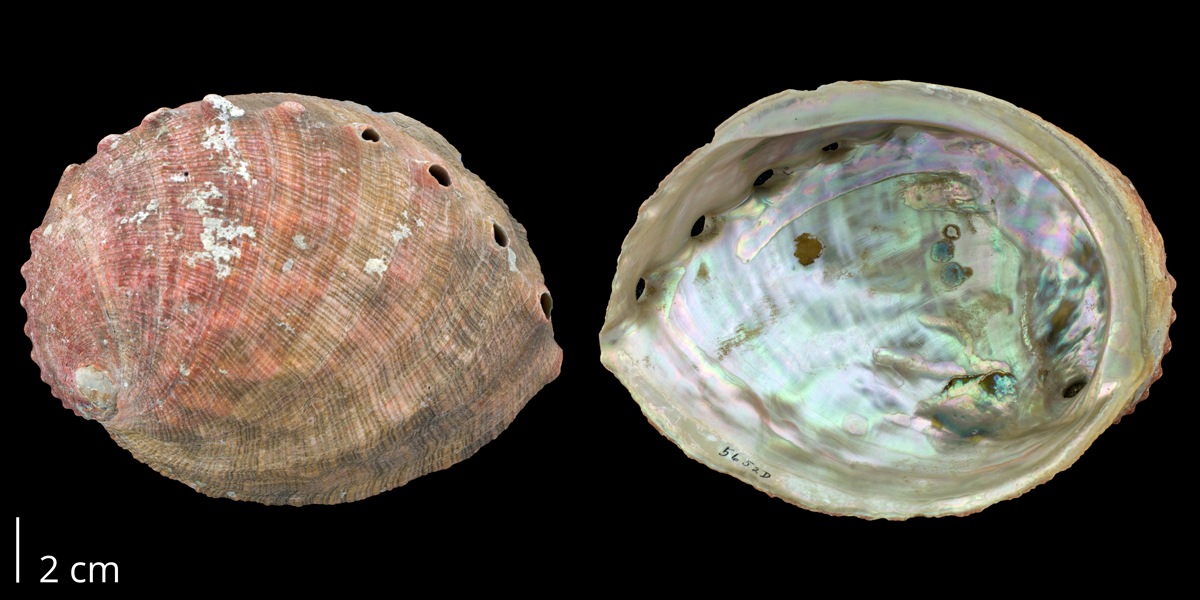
[{"xmin": 599, "ymin": 81, "xmax": 1174, "ymax": 519}]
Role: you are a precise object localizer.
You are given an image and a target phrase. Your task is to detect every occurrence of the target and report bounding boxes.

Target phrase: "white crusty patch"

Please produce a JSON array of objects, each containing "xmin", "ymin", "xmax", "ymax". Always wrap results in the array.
[
  {"xmin": 201, "ymin": 95, "xmax": 251, "ymax": 183},
  {"xmin": 364, "ymin": 258, "xmax": 388, "ymax": 274},
  {"xmin": 507, "ymin": 247, "xmax": 518, "ymax": 272},
  {"xmin": 391, "ymin": 223, "xmax": 412, "ymax": 242},
  {"xmin": 293, "ymin": 234, "xmax": 308, "ymax": 249},
  {"xmin": 206, "ymin": 94, "xmax": 245, "ymax": 118},
  {"xmin": 185, "ymin": 182, "xmax": 224, "ymax": 216},
  {"xmin": 218, "ymin": 160, "xmax": 252, "ymax": 184},
  {"xmin": 201, "ymin": 119, "xmax": 237, "ymax": 154},
  {"xmin": 187, "ymin": 217, "xmax": 256, "ymax": 278},
  {"xmin": 282, "ymin": 258, "xmax": 294, "ymax": 272},
  {"xmin": 120, "ymin": 198, "xmax": 161, "ymax": 226},
  {"xmin": 168, "ymin": 173, "xmax": 188, "ymax": 182}
]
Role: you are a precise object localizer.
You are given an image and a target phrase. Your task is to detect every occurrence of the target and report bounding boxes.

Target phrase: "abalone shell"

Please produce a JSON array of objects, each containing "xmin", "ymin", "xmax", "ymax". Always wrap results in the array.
[
  {"xmin": 23, "ymin": 93, "xmax": 561, "ymax": 505},
  {"xmin": 599, "ymin": 81, "xmax": 1174, "ymax": 518}
]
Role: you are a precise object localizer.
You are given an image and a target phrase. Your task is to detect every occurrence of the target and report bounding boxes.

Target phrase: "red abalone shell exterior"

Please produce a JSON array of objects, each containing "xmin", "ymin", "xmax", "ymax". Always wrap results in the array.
[{"xmin": 22, "ymin": 93, "xmax": 561, "ymax": 505}]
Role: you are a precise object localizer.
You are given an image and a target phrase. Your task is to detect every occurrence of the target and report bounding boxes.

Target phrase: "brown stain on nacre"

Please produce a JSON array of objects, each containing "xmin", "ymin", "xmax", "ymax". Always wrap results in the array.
[
  {"xmin": 21, "ymin": 93, "xmax": 562, "ymax": 505},
  {"xmin": 716, "ymin": 322, "xmax": 766, "ymax": 361},
  {"xmin": 793, "ymin": 233, "xmax": 825, "ymax": 266}
]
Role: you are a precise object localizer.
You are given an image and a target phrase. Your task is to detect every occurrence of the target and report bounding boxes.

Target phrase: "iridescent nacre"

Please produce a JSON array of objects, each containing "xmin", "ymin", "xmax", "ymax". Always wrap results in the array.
[{"xmin": 599, "ymin": 81, "xmax": 1174, "ymax": 519}]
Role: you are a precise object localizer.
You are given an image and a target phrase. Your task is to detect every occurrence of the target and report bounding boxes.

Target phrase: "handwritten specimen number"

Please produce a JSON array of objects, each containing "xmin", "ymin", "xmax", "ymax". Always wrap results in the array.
[{"xmin": 718, "ymin": 446, "xmax": 770, "ymax": 478}]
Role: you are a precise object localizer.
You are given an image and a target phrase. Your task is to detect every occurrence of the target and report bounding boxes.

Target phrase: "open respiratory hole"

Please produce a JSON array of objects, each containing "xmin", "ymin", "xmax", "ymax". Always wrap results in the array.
[
  {"xmin": 691, "ymin": 215, "xmax": 706, "ymax": 237},
  {"xmin": 429, "ymin": 164, "xmax": 451, "ymax": 187},
  {"xmin": 822, "ymin": 142, "xmax": 839, "ymax": 151},
  {"xmin": 1063, "ymin": 380, "xmax": 1087, "ymax": 398},
  {"xmin": 493, "ymin": 222, "xmax": 508, "ymax": 247},
  {"xmin": 753, "ymin": 169, "xmax": 773, "ymax": 186},
  {"xmin": 360, "ymin": 127, "xmax": 381, "ymax": 142},
  {"xmin": 540, "ymin": 292, "xmax": 553, "ymax": 318},
  {"xmin": 635, "ymin": 278, "xmax": 646, "ymax": 300}
]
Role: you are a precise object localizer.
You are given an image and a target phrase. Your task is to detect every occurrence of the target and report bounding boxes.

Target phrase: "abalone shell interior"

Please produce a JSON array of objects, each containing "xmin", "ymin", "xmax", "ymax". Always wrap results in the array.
[{"xmin": 628, "ymin": 122, "xmax": 1107, "ymax": 508}]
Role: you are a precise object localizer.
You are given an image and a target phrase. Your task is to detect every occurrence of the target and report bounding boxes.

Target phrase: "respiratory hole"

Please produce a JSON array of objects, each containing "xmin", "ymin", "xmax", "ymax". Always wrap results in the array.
[
  {"xmin": 429, "ymin": 164, "xmax": 452, "ymax": 187},
  {"xmin": 1063, "ymin": 380, "xmax": 1087, "ymax": 398}
]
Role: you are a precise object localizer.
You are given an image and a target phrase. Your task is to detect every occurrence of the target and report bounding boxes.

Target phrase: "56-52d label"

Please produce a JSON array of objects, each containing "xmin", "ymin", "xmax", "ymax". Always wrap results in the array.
[{"xmin": 718, "ymin": 446, "xmax": 771, "ymax": 478}]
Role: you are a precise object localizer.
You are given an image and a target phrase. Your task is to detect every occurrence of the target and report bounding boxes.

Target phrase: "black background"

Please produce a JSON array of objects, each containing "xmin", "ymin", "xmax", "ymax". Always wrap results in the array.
[{"xmin": 10, "ymin": 20, "xmax": 1188, "ymax": 587}]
